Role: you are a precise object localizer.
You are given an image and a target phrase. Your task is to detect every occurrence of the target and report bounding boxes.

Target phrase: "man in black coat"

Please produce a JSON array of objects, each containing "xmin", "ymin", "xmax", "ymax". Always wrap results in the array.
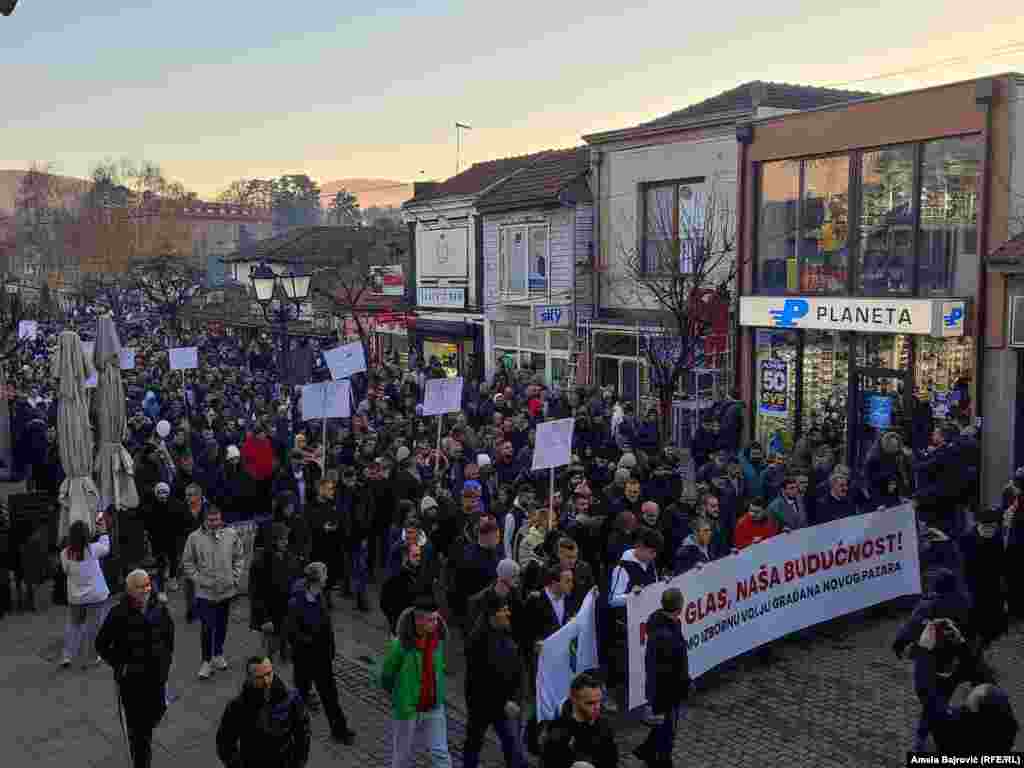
[
  {"xmin": 284, "ymin": 562, "xmax": 356, "ymax": 745},
  {"xmin": 541, "ymin": 672, "xmax": 618, "ymax": 768},
  {"xmin": 959, "ymin": 505, "xmax": 1008, "ymax": 648},
  {"xmin": 216, "ymin": 655, "xmax": 311, "ymax": 768},
  {"xmin": 634, "ymin": 588, "xmax": 690, "ymax": 768},
  {"xmin": 463, "ymin": 594, "xmax": 527, "ymax": 768},
  {"xmin": 249, "ymin": 523, "xmax": 303, "ymax": 663},
  {"xmin": 96, "ymin": 569, "xmax": 175, "ymax": 768}
]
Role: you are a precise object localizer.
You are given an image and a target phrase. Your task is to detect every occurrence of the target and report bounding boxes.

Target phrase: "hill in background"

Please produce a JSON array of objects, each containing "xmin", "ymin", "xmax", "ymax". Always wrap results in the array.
[{"xmin": 320, "ymin": 178, "xmax": 412, "ymax": 210}]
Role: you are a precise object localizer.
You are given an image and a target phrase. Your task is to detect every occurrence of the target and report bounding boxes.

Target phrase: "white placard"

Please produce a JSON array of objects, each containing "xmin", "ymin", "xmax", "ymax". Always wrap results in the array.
[
  {"xmin": 531, "ymin": 417, "xmax": 575, "ymax": 471},
  {"xmin": 626, "ymin": 504, "xmax": 921, "ymax": 709},
  {"xmin": 421, "ymin": 376, "xmax": 464, "ymax": 417},
  {"xmin": 119, "ymin": 348, "xmax": 136, "ymax": 370},
  {"xmin": 300, "ymin": 380, "xmax": 351, "ymax": 421},
  {"xmin": 323, "ymin": 341, "xmax": 367, "ymax": 381},
  {"xmin": 536, "ymin": 588, "xmax": 599, "ymax": 721},
  {"xmin": 17, "ymin": 320, "xmax": 37, "ymax": 341},
  {"xmin": 81, "ymin": 341, "xmax": 97, "ymax": 389},
  {"xmin": 168, "ymin": 346, "xmax": 198, "ymax": 371}
]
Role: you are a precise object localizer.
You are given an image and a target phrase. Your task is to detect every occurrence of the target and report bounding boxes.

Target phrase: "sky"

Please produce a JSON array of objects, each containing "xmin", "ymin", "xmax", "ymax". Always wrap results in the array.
[{"xmin": 1, "ymin": 0, "xmax": 1024, "ymax": 199}]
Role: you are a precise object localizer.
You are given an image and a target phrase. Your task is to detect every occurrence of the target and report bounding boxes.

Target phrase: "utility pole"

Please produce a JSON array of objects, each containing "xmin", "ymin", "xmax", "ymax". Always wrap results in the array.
[{"xmin": 455, "ymin": 122, "xmax": 472, "ymax": 174}]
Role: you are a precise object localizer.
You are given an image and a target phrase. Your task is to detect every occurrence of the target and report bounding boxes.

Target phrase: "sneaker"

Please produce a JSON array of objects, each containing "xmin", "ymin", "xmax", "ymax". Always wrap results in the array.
[
  {"xmin": 167, "ymin": 578, "xmax": 180, "ymax": 592},
  {"xmin": 198, "ymin": 661, "xmax": 212, "ymax": 680},
  {"xmin": 212, "ymin": 656, "xmax": 229, "ymax": 671},
  {"xmin": 59, "ymin": 656, "xmax": 72, "ymax": 668}
]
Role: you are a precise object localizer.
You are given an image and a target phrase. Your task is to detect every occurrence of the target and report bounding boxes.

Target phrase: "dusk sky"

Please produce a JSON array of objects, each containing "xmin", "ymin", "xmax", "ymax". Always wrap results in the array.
[{"xmin": 2, "ymin": 0, "xmax": 1023, "ymax": 198}]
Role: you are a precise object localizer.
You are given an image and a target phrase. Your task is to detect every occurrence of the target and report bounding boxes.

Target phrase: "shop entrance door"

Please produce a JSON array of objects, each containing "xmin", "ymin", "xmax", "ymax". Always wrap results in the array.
[{"xmin": 849, "ymin": 367, "xmax": 911, "ymax": 470}]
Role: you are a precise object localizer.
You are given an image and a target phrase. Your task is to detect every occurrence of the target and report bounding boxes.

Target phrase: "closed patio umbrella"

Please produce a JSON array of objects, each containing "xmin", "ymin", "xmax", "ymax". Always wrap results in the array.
[
  {"xmin": 93, "ymin": 313, "xmax": 138, "ymax": 513},
  {"xmin": 52, "ymin": 330, "xmax": 99, "ymax": 541}
]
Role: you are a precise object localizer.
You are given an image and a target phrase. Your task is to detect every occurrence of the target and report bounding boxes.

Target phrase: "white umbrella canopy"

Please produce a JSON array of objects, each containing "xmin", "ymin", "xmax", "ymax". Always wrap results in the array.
[
  {"xmin": 93, "ymin": 313, "xmax": 138, "ymax": 512},
  {"xmin": 52, "ymin": 330, "xmax": 99, "ymax": 540}
]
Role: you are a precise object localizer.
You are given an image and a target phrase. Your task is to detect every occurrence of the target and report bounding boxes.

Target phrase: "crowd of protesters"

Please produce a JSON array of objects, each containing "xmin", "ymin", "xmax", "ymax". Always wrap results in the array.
[{"xmin": 0, "ymin": 299, "xmax": 1020, "ymax": 764}]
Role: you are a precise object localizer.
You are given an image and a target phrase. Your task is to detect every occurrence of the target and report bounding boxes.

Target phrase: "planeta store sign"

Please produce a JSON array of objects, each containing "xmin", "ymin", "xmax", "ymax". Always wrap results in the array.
[{"xmin": 740, "ymin": 296, "xmax": 966, "ymax": 337}]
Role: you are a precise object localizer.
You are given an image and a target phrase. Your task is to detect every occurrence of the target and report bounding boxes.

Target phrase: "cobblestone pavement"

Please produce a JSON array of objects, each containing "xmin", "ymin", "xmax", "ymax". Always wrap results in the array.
[{"xmin": 4, "ymin": 583, "xmax": 1024, "ymax": 768}]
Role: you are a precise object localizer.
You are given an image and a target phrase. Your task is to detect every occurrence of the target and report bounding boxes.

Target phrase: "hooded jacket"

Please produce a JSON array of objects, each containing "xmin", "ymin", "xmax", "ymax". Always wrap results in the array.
[
  {"xmin": 377, "ymin": 606, "xmax": 448, "ymax": 720},
  {"xmin": 644, "ymin": 608, "xmax": 690, "ymax": 714},
  {"xmin": 216, "ymin": 676, "xmax": 311, "ymax": 768},
  {"xmin": 181, "ymin": 524, "xmax": 245, "ymax": 601},
  {"xmin": 674, "ymin": 533, "xmax": 711, "ymax": 576}
]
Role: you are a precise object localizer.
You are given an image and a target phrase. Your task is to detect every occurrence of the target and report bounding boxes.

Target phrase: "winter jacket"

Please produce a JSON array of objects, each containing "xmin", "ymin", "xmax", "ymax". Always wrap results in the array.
[
  {"xmin": 216, "ymin": 677, "xmax": 311, "ymax": 768},
  {"xmin": 767, "ymin": 493, "xmax": 807, "ymax": 531},
  {"xmin": 96, "ymin": 594, "xmax": 175, "ymax": 685},
  {"xmin": 380, "ymin": 563, "xmax": 434, "ymax": 635},
  {"xmin": 61, "ymin": 535, "xmax": 111, "ymax": 605},
  {"xmin": 733, "ymin": 513, "xmax": 779, "ymax": 551},
  {"xmin": 249, "ymin": 549, "xmax": 304, "ymax": 630},
  {"xmin": 814, "ymin": 492, "xmax": 857, "ymax": 525},
  {"xmin": 450, "ymin": 541, "xmax": 500, "ymax": 617},
  {"xmin": 241, "ymin": 434, "xmax": 275, "ymax": 482},
  {"xmin": 181, "ymin": 524, "xmax": 245, "ymax": 601},
  {"xmin": 465, "ymin": 623, "xmax": 523, "ymax": 716},
  {"xmin": 958, "ymin": 529, "xmax": 1008, "ymax": 644},
  {"xmin": 644, "ymin": 608, "xmax": 690, "ymax": 715},
  {"xmin": 674, "ymin": 533, "xmax": 711, "ymax": 575},
  {"xmin": 377, "ymin": 607, "xmax": 448, "ymax": 720},
  {"xmin": 541, "ymin": 699, "xmax": 619, "ymax": 768},
  {"xmin": 739, "ymin": 451, "xmax": 766, "ymax": 499},
  {"xmin": 285, "ymin": 591, "xmax": 336, "ymax": 662}
]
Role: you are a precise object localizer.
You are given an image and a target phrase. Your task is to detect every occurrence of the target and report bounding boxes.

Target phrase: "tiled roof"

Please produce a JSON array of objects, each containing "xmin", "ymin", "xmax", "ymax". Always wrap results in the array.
[
  {"xmin": 608, "ymin": 81, "xmax": 880, "ymax": 134},
  {"xmin": 222, "ymin": 226, "xmax": 407, "ymax": 267},
  {"xmin": 476, "ymin": 147, "xmax": 591, "ymax": 211},
  {"xmin": 990, "ymin": 231, "xmax": 1024, "ymax": 264},
  {"xmin": 404, "ymin": 150, "xmax": 554, "ymax": 205}
]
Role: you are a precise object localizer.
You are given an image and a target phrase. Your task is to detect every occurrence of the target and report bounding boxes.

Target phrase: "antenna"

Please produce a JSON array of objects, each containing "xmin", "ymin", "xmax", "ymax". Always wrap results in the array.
[{"xmin": 455, "ymin": 122, "xmax": 472, "ymax": 174}]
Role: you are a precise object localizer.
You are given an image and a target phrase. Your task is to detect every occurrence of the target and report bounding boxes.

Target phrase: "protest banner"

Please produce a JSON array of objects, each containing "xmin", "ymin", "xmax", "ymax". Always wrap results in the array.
[
  {"xmin": 168, "ymin": 346, "xmax": 199, "ymax": 370},
  {"xmin": 323, "ymin": 341, "xmax": 367, "ymax": 381},
  {"xmin": 300, "ymin": 380, "xmax": 351, "ymax": 421},
  {"xmin": 626, "ymin": 503, "xmax": 921, "ymax": 710},
  {"xmin": 537, "ymin": 588, "xmax": 600, "ymax": 721},
  {"xmin": 531, "ymin": 417, "xmax": 575, "ymax": 528},
  {"xmin": 421, "ymin": 377, "xmax": 464, "ymax": 417}
]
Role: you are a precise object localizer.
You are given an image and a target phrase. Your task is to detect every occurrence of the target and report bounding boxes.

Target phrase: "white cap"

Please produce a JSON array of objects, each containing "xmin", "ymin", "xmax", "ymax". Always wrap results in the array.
[
  {"xmin": 156, "ymin": 420, "xmax": 171, "ymax": 438},
  {"xmin": 476, "ymin": 453, "xmax": 492, "ymax": 467}
]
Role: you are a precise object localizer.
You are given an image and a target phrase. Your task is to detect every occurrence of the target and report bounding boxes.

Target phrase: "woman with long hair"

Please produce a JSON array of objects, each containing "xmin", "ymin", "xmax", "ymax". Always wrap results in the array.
[{"xmin": 60, "ymin": 517, "xmax": 111, "ymax": 669}]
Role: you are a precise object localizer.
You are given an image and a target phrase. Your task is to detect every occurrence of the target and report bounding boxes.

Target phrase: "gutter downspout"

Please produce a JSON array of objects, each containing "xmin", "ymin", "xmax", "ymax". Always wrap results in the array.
[
  {"xmin": 975, "ymin": 79, "xmax": 994, "ymax": 503},
  {"xmin": 735, "ymin": 121, "xmax": 754, "ymax": 442},
  {"xmin": 591, "ymin": 150, "xmax": 602, "ymax": 321}
]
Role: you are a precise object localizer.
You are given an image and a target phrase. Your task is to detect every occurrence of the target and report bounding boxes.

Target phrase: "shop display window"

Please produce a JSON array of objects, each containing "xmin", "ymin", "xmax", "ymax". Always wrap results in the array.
[
  {"xmin": 915, "ymin": 336, "xmax": 974, "ymax": 420},
  {"xmin": 859, "ymin": 145, "xmax": 915, "ymax": 294},
  {"xmin": 918, "ymin": 136, "xmax": 981, "ymax": 295},
  {"xmin": 757, "ymin": 161, "xmax": 800, "ymax": 294},
  {"xmin": 802, "ymin": 331, "xmax": 849, "ymax": 458},
  {"xmin": 754, "ymin": 330, "xmax": 798, "ymax": 455}
]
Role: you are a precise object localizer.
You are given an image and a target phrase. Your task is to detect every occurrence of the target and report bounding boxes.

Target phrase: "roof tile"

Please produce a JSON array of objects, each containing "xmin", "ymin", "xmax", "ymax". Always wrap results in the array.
[
  {"xmin": 405, "ymin": 150, "xmax": 557, "ymax": 204},
  {"xmin": 477, "ymin": 147, "xmax": 591, "ymax": 210}
]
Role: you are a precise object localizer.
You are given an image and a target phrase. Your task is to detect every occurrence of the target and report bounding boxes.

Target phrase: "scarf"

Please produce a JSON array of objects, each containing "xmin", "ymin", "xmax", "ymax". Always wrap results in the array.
[{"xmin": 415, "ymin": 631, "xmax": 439, "ymax": 712}]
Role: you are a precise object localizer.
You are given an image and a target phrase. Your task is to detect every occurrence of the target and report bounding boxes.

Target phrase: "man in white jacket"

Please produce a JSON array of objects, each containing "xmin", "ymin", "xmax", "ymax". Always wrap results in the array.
[{"xmin": 181, "ymin": 505, "xmax": 244, "ymax": 680}]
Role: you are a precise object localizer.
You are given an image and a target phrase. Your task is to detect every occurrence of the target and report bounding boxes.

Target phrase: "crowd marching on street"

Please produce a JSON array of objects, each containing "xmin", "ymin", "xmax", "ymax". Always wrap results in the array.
[{"xmin": 0, "ymin": 303, "xmax": 1022, "ymax": 768}]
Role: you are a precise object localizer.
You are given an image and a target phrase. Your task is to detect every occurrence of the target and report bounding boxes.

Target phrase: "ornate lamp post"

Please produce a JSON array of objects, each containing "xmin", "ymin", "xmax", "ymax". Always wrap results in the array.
[{"xmin": 250, "ymin": 262, "xmax": 311, "ymax": 382}]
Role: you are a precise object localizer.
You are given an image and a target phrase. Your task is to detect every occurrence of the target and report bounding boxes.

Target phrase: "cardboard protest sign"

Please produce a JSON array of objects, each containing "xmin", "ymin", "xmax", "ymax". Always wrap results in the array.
[
  {"xmin": 323, "ymin": 341, "xmax": 367, "ymax": 380},
  {"xmin": 531, "ymin": 417, "xmax": 575, "ymax": 471},
  {"xmin": 119, "ymin": 348, "xmax": 136, "ymax": 370},
  {"xmin": 300, "ymin": 380, "xmax": 351, "ymax": 420},
  {"xmin": 17, "ymin": 321, "xmax": 37, "ymax": 341},
  {"xmin": 421, "ymin": 377, "xmax": 464, "ymax": 416},
  {"xmin": 168, "ymin": 346, "xmax": 198, "ymax": 371}
]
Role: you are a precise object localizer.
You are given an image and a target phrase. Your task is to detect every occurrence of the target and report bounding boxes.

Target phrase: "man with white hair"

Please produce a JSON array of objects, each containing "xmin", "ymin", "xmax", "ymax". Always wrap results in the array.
[{"xmin": 96, "ymin": 569, "xmax": 175, "ymax": 768}]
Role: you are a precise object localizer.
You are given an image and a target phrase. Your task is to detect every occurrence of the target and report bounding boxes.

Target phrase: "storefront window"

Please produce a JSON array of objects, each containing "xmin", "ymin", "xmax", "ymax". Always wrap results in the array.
[
  {"xmin": 915, "ymin": 336, "xmax": 974, "ymax": 421},
  {"xmin": 918, "ymin": 136, "xmax": 981, "ymax": 295},
  {"xmin": 754, "ymin": 329, "xmax": 798, "ymax": 455},
  {"xmin": 800, "ymin": 155, "xmax": 850, "ymax": 294},
  {"xmin": 802, "ymin": 331, "xmax": 850, "ymax": 459},
  {"xmin": 757, "ymin": 161, "xmax": 800, "ymax": 294},
  {"xmin": 859, "ymin": 145, "xmax": 914, "ymax": 294},
  {"xmin": 526, "ymin": 352, "xmax": 546, "ymax": 374},
  {"xmin": 551, "ymin": 358, "xmax": 569, "ymax": 388},
  {"xmin": 495, "ymin": 348, "xmax": 517, "ymax": 371}
]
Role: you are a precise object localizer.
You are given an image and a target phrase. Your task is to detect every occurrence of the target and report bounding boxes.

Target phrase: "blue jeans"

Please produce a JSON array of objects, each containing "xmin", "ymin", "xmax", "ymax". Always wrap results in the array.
[
  {"xmin": 195, "ymin": 598, "xmax": 229, "ymax": 661},
  {"xmin": 391, "ymin": 706, "xmax": 450, "ymax": 768},
  {"xmin": 463, "ymin": 713, "xmax": 526, "ymax": 768},
  {"xmin": 651, "ymin": 705, "xmax": 682, "ymax": 759}
]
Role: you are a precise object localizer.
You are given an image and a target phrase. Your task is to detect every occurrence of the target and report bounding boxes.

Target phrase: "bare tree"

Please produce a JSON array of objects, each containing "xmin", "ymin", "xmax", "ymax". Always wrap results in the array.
[
  {"xmin": 611, "ymin": 174, "xmax": 737, "ymax": 437},
  {"xmin": 327, "ymin": 189, "xmax": 361, "ymax": 226},
  {"xmin": 217, "ymin": 178, "xmax": 274, "ymax": 209},
  {"xmin": 130, "ymin": 250, "xmax": 205, "ymax": 343}
]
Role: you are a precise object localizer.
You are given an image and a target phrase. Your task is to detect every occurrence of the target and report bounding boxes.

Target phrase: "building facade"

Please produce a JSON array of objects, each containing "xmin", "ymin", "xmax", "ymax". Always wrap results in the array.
[
  {"xmin": 477, "ymin": 147, "xmax": 594, "ymax": 388},
  {"xmin": 735, "ymin": 74, "xmax": 1024, "ymax": 504}
]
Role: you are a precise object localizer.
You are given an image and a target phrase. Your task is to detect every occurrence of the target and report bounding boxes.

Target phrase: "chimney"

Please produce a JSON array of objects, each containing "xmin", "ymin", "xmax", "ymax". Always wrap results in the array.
[{"xmin": 414, "ymin": 181, "xmax": 439, "ymax": 199}]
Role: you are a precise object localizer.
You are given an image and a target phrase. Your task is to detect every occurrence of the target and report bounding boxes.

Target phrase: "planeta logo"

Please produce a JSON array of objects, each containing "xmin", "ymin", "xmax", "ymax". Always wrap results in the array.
[
  {"xmin": 943, "ymin": 304, "xmax": 964, "ymax": 329},
  {"xmin": 769, "ymin": 299, "xmax": 809, "ymax": 328}
]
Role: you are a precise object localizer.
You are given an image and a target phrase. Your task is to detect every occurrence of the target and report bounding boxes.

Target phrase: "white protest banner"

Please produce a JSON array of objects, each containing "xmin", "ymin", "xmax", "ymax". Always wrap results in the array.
[
  {"xmin": 168, "ymin": 346, "xmax": 199, "ymax": 371},
  {"xmin": 537, "ymin": 588, "xmax": 600, "ymax": 721},
  {"xmin": 119, "ymin": 348, "xmax": 136, "ymax": 370},
  {"xmin": 300, "ymin": 380, "xmax": 351, "ymax": 421},
  {"xmin": 421, "ymin": 376, "xmax": 464, "ymax": 416},
  {"xmin": 81, "ymin": 341, "xmax": 98, "ymax": 389},
  {"xmin": 531, "ymin": 417, "xmax": 575, "ymax": 471},
  {"xmin": 323, "ymin": 341, "xmax": 367, "ymax": 381},
  {"xmin": 626, "ymin": 503, "xmax": 921, "ymax": 710},
  {"xmin": 17, "ymin": 320, "xmax": 37, "ymax": 341}
]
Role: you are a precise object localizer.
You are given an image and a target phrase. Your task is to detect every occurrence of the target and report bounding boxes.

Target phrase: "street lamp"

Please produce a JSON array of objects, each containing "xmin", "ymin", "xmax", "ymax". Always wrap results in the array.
[
  {"xmin": 1, "ymin": 1, "xmax": 19, "ymax": 17},
  {"xmin": 250, "ymin": 261, "xmax": 311, "ymax": 381}
]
